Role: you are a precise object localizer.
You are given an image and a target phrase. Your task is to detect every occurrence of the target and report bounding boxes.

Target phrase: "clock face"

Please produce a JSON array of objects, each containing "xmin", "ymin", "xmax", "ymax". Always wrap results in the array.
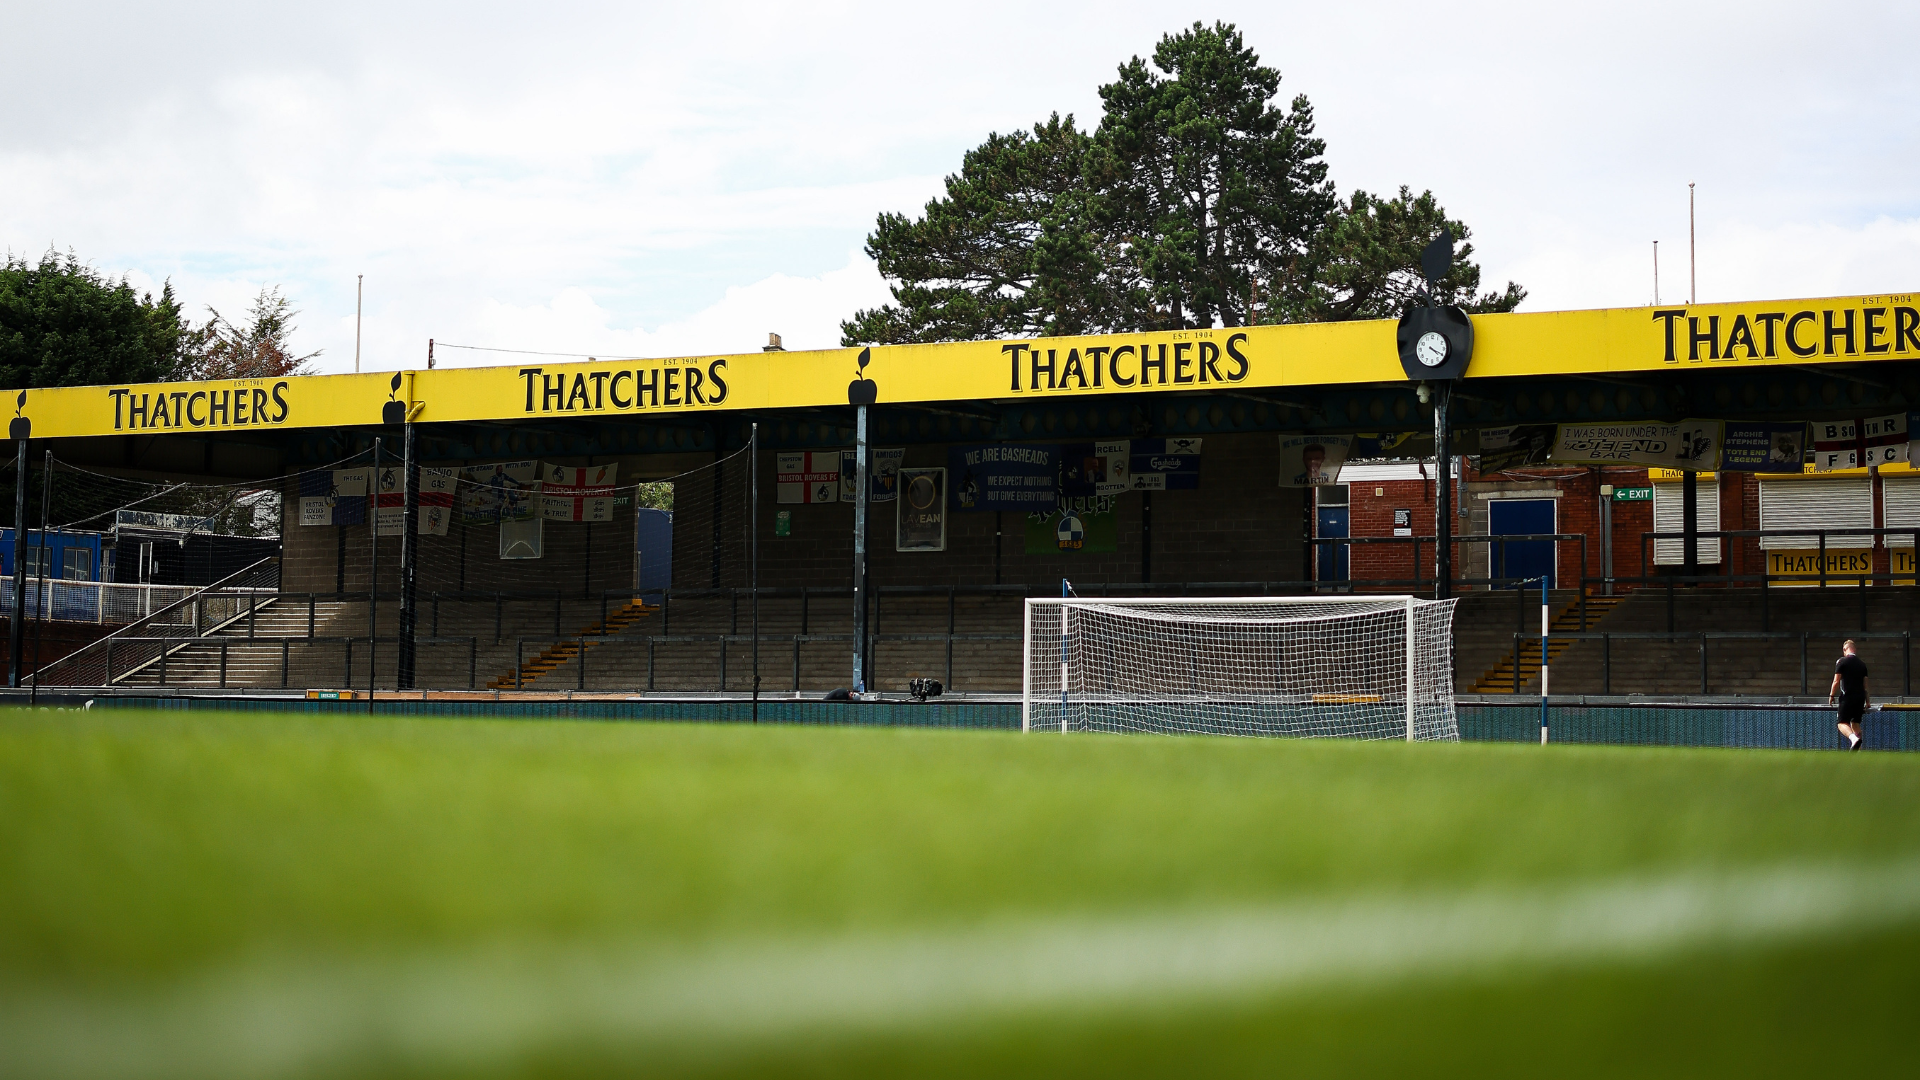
[{"xmin": 1416, "ymin": 331, "xmax": 1449, "ymax": 367}]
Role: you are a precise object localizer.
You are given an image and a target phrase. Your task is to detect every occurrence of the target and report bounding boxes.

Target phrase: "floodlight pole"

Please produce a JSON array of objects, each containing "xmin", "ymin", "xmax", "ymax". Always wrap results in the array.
[
  {"xmin": 750, "ymin": 421, "xmax": 760, "ymax": 723},
  {"xmin": 8, "ymin": 438, "xmax": 26, "ymax": 688},
  {"xmin": 851, "ymin": 405, "xmax": 869, "ymax": 694},
  {"xmin": 397, "ymin": 420, "xmax": 418, "ymax": 690}
]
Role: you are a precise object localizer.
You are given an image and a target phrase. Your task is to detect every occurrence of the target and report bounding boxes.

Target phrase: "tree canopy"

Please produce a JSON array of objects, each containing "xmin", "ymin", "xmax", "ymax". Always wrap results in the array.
[
  {"xmin": 0, "ymin": 250, "xmax": 188, "ymax": 389},
  {"xmin": 174, "ymin": 286, "xmax": 321, "ymax": 382},
  {"xmin": 844, "ymin": 21, "xmax": 1525, "ymax": 345},
  {"xmin": 0, "ymin": 252, "xmax": 320, "ymax": 390}
]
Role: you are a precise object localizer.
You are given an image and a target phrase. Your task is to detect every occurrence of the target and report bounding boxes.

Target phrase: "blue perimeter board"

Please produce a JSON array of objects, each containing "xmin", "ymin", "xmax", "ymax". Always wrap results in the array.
[{"xmin": 89, "ymin": 698, "xmax": 1920, "ymax": 750}]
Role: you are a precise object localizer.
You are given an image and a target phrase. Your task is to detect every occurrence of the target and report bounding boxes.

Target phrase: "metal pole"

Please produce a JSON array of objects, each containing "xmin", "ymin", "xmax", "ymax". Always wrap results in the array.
[
  {"xmin": 29, "ymin": 451, "xmax": 50, "ymax": 704},
  {"xmin": 368, "ymin": 437, "xmax": 380, "ymax": 709},
  {"xmin": 750, "ymin": 422, "xmax": 760, "ymax": 723},
  {"xmin": 1434, "ymin": 383, "xmax": 1452, "ymax": 600},
  {"xmin": 398, "ymin": 420, "xmax": 419, "ymax": 689},
  {"xmin": 355, "ymin": 274, "xmax": 363, "ymax": 373},
  {"xmin": 852, "ymin": 404, "xmax": 868, "ymax": 694},
  {"xmin": 1601, "ymin": 484, "xmax": 1614, "ymax": 596},
  {"xmin": 1539, "ymin": 575, "xmax": 1550, "ymax": 745},
  {"xmin": 1060, "ymin": 581, "xmax": 1071, "ymax": 734},
  {"xmin": 1404, "ymin": 596, "xmax": 1416, "ymax": 741},
  {"xmin": 9, "ymin": 437, "xmax": 27, "ymax": 687},
  {"xmin": 1682, "ymin": 469, "xmax": 1698, "ymax": 585},
  {"xmin": 1688, "ymin": 182, "xmax": 1697, "ymax": 305}
]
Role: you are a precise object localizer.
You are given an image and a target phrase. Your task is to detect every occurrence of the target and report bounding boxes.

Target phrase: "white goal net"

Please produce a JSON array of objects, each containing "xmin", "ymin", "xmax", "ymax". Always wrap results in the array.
[{"xmin": 1023, "ymin": 596, "xmax": 1459, "ymax": 740}]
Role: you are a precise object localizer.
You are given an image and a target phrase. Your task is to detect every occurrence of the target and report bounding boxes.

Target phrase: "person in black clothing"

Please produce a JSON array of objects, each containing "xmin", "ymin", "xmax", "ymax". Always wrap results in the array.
[{"xmin": 1829, "ymin": 639, "xmax": 1869, "ymax": 751}]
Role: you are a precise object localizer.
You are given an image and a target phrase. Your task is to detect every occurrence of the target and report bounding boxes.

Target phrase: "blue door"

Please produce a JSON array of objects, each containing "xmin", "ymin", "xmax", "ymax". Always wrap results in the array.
[
  {"xmin": 1489, "ymin": 499, "xmax": 1555, "ymax": 588},
  {"xmin": 634, "ymin": 508, "xmax": 673, "ymax": 599},
  {"xmin": 1316, "ymin": 506, "xmax": 1349, "ymax": 582}
]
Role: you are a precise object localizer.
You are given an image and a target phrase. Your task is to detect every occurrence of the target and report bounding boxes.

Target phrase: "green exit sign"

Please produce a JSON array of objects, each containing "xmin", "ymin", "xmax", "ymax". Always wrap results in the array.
[{"xmin": 1612, "ymin": 487, "xmax": 1653, "ymax": 502}]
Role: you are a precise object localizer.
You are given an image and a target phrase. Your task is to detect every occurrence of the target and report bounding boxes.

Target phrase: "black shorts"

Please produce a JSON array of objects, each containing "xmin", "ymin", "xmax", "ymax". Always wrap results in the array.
[{"xmin": 1838, "ymin": 697, "xmax": 1866, "ymax": 723}]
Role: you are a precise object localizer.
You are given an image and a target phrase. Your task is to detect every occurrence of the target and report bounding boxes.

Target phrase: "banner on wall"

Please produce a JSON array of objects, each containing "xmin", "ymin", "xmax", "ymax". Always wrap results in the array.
[
  {"xmin": 541, "ymin": 463, "xmax": 618, "ymax": 487},
  {"xmin": 1025, "ymin": 495, "xmax": 1120, "ymax": 554},
  {"xmin": 1128, "ymin": 437, "xmax": 1201, "ymax": 490},
  {"xmin": 373, "ymin": 467, "xmax": 456, "ymax": 535},
  {"xmin": 461, "ymin": 461, "xmax": 541, "ymax": 523},
  {"xmin": 949, "ymin": 443, "xmax": 1058, "ymax": 511},
  {"xmin": 896, "ymin": 468, "xmax": 947, "ymax": 551},
  {"xmin": 1721, "ymin": 422, "xmax": 1808, "ymax": 472},
  {"xmin": 1350, "ymin": 431, "xmax": 1419, "ymax": 459},
  {"xmin": 776, "ymin": 451, "xmax": 843, "ymax": 504},
  {"xmin": 1060, "ymin": 441, "xmax": 1130, "ymax": 497},
  {"xmin": 1550, "ymin": 419, "xmax": 1722, "ymax": 470},
  {"xmin": 1812, "ymin": 413, "xmax": 1907, "ymax": 471},
  {"xmin": 839, "ymin": 447, "xmax": 903, "ymax": 503},
  {"xmin": 1278, "ymin": 434, "xmax": 1350, "ymax": 487},
  {"xmin": 296, "ymin": 468, "xmax": 368, "ymax": 526},
  {"xmin": 1473, "ymin": 425, "xmax": 1556, "ymax": 472},
  {"xmin": 542, "ymin": 486, "xmax": 617, "ymax": 523}
]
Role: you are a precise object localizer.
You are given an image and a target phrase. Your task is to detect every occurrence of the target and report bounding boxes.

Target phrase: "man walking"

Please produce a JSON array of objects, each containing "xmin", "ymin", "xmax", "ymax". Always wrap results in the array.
[{"xmin": 1829, "ymin": 639, "xmax": 1870, "ymax": 751}]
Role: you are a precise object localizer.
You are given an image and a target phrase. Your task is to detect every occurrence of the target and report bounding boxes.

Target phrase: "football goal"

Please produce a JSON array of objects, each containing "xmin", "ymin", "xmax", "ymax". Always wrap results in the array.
[{"xmin": 1022, "ymin": 596, "xmax": 1460, "ymax": 740}]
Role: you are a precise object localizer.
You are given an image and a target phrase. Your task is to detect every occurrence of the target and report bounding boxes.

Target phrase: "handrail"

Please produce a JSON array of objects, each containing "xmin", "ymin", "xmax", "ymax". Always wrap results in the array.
[{"xmin": 28, "ymin": 556, "xmax": 280, "ymax": 686}]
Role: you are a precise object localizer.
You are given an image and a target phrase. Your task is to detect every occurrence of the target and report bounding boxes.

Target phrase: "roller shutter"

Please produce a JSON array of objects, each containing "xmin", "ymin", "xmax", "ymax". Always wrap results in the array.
[
  {"xmin": 1883, "ymin": 477, "xmax": 1920, "ymax": 548},
  {"xmin": 1757, "ymin": 477, "xmax": 1871, "ymax": 549},
  {"xmin": 1651, "ymin": 479, "xmax": 1721, "ymax": 565}
]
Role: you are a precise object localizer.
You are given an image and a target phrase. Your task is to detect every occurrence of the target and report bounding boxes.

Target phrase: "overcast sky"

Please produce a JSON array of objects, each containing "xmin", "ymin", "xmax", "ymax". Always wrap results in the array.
[{"xmin": 5, "ymin": 1, "xmax": 1916, "ymax": 374}]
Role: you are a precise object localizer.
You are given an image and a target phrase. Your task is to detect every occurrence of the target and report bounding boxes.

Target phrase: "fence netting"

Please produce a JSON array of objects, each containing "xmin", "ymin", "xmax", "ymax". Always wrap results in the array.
[{"xmin": 21, "ymin": 447, "xmax": 761, "ymax": 693}]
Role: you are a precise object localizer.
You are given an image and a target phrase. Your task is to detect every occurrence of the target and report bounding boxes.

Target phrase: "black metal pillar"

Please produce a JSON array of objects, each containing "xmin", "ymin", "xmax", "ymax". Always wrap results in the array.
[
  {"xmin": 368, "ymin": 437, "xmax": 381, "ymax": 703},
  {"xmin": 30, "ymin": 450, "xmax": 50, "ymax": 704},
  {"xmin": 1141, "ymin": 492, "xmax": 1153, "ymax": 583},
  {"xmin": 710, "ymin": 444, "xmax": 724, "ymax": 588},
  {"xmin": 8, "ymin": 438, "xmax": 26, "ymax": 687},
  {"xmin": 750, "ymin": 422, "xmax": 760, "ymax": 721},
  {"xmin": 397, "ymin": 422, "xmax": 419, "ymax": 689},
  {"xmin": 1434, "ymin": 382, "xmax": 1453, "ymax": 600},
  {"xmin": 852, "ymin": 405, "xmax": 869, "ymax": 692},
  {"xmin": 1682, "ymin": 468, "xmax": 1699, "ymax": 584}
]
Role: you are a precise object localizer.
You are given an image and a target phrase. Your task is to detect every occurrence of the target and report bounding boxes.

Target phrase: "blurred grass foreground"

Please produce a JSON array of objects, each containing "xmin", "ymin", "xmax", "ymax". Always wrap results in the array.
[{"xmin": 2, "ymin": 709, "xmax": 1917, "ymax": 1078}]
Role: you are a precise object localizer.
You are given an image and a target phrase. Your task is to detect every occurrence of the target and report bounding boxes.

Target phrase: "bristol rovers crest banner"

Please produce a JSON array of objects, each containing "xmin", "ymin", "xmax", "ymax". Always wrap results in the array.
[
  {"xmin": 296, "ymin": 468, "xmax": 368, "ymax": 526},
  {"xmin": 374, "ymin": 467, "xmax": 456, "ymax": 535}
]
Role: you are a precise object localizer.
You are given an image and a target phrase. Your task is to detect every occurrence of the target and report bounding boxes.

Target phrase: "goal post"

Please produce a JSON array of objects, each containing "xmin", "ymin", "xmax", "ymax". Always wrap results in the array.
[{"xmin": 1022, "ymin": 595, "xmax": 1460, "ymax": 740}]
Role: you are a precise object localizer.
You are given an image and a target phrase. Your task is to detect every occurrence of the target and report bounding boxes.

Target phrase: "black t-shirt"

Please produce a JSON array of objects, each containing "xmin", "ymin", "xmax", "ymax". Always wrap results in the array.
[{"xmin": 1835, "ymin": 654, "xmax": 1869, "ymax": 699}]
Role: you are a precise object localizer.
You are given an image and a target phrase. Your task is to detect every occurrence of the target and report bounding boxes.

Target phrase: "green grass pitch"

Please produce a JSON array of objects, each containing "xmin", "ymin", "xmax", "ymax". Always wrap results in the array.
[{"xmin": 2, "ymin": 708, "xmax": 1917, "ymax": 1078}]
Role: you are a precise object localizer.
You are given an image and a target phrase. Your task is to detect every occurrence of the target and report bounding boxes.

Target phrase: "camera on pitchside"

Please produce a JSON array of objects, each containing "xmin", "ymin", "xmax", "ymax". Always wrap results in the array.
[{"xmin": 908, "ymin": 678, "xmax": 944, "ymax": 703}]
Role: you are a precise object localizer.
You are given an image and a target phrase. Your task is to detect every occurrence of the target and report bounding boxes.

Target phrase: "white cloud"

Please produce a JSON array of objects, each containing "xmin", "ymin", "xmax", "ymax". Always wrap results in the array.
[
  {"xmin": 4, "ymin": 0, "xmax": 1918, "ymax": 375},
  {"xmin": 444, "ymin": 250, "xmax": 890, "ymax": 366}
]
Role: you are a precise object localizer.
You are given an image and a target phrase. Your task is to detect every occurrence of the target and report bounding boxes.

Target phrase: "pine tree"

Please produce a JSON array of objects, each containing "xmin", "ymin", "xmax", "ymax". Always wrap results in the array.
[{"xmin": 844, "ymin": 22, "xmax": 1524, "ymax": 345}]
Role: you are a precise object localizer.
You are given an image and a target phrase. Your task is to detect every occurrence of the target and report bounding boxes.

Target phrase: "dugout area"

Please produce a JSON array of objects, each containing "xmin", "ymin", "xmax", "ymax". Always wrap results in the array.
[{"xmin": 6, "ymin": 290, "xmax": 1920, "ymax": 704}]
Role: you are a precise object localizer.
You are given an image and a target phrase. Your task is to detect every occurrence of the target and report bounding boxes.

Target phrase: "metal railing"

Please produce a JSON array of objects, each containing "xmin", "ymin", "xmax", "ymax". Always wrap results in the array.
[
  {"xmin": 0, "ymin": 575, "xmax": 204, "ymax": 624},
  {"xmin": 27, "ymin": 557, "xmax": 281, "ymax": 686},
  {"xmin": 1501, "ymin": 629, "xmax": 1913, "ymax": 697},
  {"xmin": 93, "ymin": 635, "xmax": 482, "ymax": 690}
]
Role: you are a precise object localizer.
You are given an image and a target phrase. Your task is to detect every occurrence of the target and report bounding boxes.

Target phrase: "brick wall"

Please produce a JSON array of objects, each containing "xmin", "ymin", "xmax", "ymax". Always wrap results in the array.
[
  {"xmin": 718, "ymin": 433, "xmax": 1308, "ymax": 592},
  {"xmin": 281, "ymin": 468, "xmax": 642, "ymax": 602}
]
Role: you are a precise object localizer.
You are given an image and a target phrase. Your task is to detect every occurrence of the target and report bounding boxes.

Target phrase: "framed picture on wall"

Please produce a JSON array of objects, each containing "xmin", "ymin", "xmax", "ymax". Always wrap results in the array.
[{"xmin": 896, "ymin": 468, "xmax": 946, "ymax": 552}]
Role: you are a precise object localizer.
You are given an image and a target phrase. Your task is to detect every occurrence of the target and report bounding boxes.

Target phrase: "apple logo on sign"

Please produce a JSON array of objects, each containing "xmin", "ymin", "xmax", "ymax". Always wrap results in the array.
[
  {"xmin": 847, "ymin": 347, "xmax": 877, "ymax": 406},
  {"xmin": 382, "ymin": 372, "xmax": 406, "ymax": 425},
  {"xmin": 9, "ymin": 391, "xmax": 27, "ymax": 440}
]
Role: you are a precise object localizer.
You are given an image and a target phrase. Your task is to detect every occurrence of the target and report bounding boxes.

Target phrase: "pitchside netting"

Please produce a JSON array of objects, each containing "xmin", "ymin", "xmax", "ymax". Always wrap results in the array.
[{"xmin": 1023, "ymin": 596, "xmax": 1460, "ymax": 740}]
